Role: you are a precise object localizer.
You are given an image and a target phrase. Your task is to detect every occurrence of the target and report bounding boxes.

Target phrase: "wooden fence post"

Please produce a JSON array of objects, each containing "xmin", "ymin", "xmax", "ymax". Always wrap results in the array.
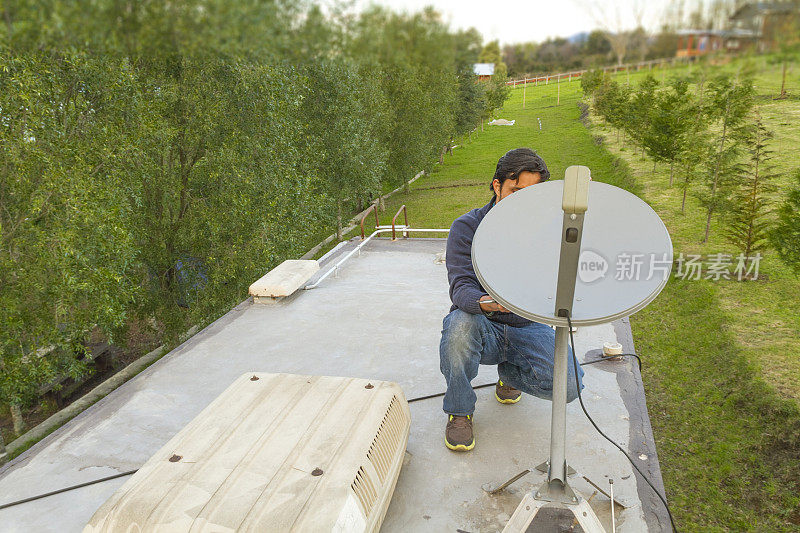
[
  {"xmin": 557, "ymin": 74, "xmax": 560, "ymax": 105},
  {"xmin": 523, "ymin": 78, "xmax": 527, "ymax": 108}
]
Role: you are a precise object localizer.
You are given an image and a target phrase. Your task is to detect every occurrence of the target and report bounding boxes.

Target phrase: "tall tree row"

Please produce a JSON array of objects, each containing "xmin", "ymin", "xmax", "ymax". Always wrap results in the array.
[
  {"xmin": 583, "ymin": 66, "xmax": 797, "ymax": 275},
  {"xmin": 0, "ymin": 1, "xmax": 508, "ymax": 434}
]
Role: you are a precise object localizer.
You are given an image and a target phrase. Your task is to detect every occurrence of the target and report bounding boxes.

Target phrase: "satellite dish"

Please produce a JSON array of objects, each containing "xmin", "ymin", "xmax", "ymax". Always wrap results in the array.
[
  {"xmin": 472, "ymin": 167, "xmax": 673, "ymax": 532},
  {"xmin": 472, "ymin": 180, "xmax": 672, "ymax": 328}
]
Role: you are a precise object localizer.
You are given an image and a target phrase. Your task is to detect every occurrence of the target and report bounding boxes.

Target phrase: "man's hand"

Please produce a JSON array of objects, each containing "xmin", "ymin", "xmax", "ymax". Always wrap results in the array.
[{"xmin": 479, "ymin": 295, "xmax": 509, "ymax": 313}]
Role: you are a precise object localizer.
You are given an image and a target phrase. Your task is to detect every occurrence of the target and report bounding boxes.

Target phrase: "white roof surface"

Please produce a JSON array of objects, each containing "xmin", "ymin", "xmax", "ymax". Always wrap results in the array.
[{"xmin": 0, "ymin": 238, "xmax": 669, "ymax": 532}]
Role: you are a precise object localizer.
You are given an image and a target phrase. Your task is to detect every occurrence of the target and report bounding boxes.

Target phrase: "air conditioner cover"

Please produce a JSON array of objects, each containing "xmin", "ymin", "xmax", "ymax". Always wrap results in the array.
[{"xmin": 84, "ymin": 373, "xmax": 411, "ymax": 532}]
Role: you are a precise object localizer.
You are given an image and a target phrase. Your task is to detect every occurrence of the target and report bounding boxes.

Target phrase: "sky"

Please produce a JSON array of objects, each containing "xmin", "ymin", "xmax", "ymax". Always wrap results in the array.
[{"xmin": 349, "ymin": 0, "xmax": 677, "ymax": 45}]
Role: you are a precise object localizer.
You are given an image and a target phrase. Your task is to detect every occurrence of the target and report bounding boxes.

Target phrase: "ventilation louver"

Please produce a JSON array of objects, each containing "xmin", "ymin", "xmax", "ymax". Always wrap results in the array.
[{"xmin": 84, "ymin": 373, "xmax": 411, "ymax": 533}]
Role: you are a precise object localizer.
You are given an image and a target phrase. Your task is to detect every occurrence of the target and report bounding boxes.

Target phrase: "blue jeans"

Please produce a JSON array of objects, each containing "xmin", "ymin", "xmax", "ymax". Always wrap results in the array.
[{"xmin": 439, "ymin": 309, "xmax": 585, "ymax": 416}]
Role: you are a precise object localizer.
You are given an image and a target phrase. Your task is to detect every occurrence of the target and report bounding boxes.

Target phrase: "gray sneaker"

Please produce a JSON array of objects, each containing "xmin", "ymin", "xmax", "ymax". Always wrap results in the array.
[{"xmin": 445, "ymin": 415, "xmax": 475, "ymax": 451}]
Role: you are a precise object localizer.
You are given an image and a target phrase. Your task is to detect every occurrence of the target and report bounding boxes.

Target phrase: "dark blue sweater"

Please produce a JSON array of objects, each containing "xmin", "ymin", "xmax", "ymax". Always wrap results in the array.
[{"xmin": 446, "ymin": 199, "xmax": 532, "ymax": 327}]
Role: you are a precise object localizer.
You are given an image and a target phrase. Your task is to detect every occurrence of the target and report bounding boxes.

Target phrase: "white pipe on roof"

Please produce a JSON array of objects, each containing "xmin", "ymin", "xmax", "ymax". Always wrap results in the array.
[{"xmin": 304, "ymin": 228, "xmax": 450, "ymax": 290}]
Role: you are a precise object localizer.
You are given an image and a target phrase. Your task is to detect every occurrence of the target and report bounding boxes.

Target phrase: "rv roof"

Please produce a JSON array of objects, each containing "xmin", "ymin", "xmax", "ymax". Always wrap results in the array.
[{"xmin": 0, "ymin": 238, "xmax": 668, "ymax": 532}]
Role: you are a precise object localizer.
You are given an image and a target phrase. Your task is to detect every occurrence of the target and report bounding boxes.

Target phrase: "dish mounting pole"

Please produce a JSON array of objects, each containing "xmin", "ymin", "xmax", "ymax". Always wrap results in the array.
[{"xmin": 503, "ymin": 165, "xmax": 605, "ymax": 533}]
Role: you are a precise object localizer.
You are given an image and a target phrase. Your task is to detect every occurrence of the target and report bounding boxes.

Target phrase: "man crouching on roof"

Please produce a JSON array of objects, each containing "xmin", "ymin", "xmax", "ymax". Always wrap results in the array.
[{"xmin": 440, "ymin": 148, "xmax": 585, "ymax": 452}]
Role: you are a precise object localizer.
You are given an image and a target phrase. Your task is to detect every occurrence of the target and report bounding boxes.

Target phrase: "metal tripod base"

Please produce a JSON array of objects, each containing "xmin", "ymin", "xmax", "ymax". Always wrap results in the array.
[
  {"xmin": 502, "ymin": 490, "xmax": 606, "ymax": 533},
  {"xmin": 535, "ymin": 460, "xmax": 576, "ymax": 476},
  {"xmin": 502, "ymin": 460, "xmax": 605, "ymax": 532},
  {"xmin": 535, "ymin": 476, "xmax": 578, "ymax": 505}
]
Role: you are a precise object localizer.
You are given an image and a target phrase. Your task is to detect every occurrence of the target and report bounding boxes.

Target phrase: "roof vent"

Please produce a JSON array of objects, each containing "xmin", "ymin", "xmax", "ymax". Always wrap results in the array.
[
  {"xmin": 249, "ymin": 260, "xmax": 319, "ymax": 303},
  {"xmin": 367, "ymin": 396, "xmax": 405, "ymax": 484},
  {"xmin": 84, "ymin": 373, "xmax": 410, "ymax": 533}
]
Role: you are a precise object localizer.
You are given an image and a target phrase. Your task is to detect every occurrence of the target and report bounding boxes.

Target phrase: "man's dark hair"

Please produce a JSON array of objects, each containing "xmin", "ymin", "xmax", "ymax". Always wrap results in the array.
[{"xmin": 490, "ymin": 148, "xmax": 550, "ymax": 200}]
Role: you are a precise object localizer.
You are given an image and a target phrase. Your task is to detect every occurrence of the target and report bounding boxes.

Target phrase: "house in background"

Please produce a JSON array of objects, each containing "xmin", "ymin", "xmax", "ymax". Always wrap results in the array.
[
  {"xmin": 675, "ymin": 28, "xmax": 760, "ymax": 57},
  {"xmin": 473, "ymin": 63, "xmax": 494, "ymax": 81},
  {"xmin": 730, "ymin": 1, "xmax": 800, "ymax": 51},
  {"xmin": 676, "ymin": 29, "xmax": 725, "ymax": 57},
  {"xmin": 675, "ymin": 2, "xmax": 798, "ymax": 58}
]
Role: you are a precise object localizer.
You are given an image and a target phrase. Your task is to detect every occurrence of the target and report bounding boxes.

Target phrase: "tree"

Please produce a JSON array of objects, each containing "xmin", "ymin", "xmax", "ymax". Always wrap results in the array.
[
  {"xmin": 771, "ymin": 170, "xmax": 800, "ymax": 275},
  {"xmin": 579, "ymin": 1, "xmax": 631, "ymax": 66},
  {"xmin": 502, "ymin": 38, "xmax": 587, "ymax": 76},
  {"xmin": 584, "ymin": 30, "xmax": 612, "ymax": 56},
  {"xmin": 676, "ymin": 88, "xmax": 712, "ymax": 214},
  {"xmin": 122, "ymin": 57, "xmax": 333, "ymax": 335},
  {"xmin": 605, "ymin": 31, "xmax": 630, "ymax": 66},
  {"xmin": 707, "ymin": 0, "xmax": 739, "ymax": 30},
  {"xmin": 624, "ymin": 74, "xmax": 659, "ymax": 155},
  {"xmin": 349, "ymin": 6, "xmax": 460, "ymax": 189},
  {"xmin": 0, "ymin": 0, "xmax": 302, "ymax": 59},
  {"xmin": 724, "ymin": 112, "xmax": 778, "ymax": 258},
  {"xmin": 648, "ymin": 27, "xmax": 679, "ymax": 59},
  {"xmin": 628, "ymin": 26, "xmax": 649, "ymax": 62},
  {"xmin": 479, "ymin": 40, "xmax": 508, "ymax": 77},
  {"xmin": 535, "ymin": 37, "xmax": 580, "ymax": 71},
  {"xmin": 580, "ymin": 69, "xmax": 608, "ymax": 96},
  {"xmin": 580, "ymin": 0, "xmax": 661, "ymax": 66},
  {"xmin": 678, "ymin": 132, "xmax": 712, "ymax": 214},
  {"xmin": 642, "ymin": 78, "xmax": 694, "ymax": 184},
  {"xmin": 594, "ymin": 78, "xmax": 632, "ymax": 144},
  {"xmin": 0, "ymin": 51, "xmax": 138, "ymax": 430},
  {"xmin": 455, "ymin": 66, "xmax": 485, "ymax": 137},
  {"xmin": 483, "ymin": 71, "xmax": 511, "ymax": 121},
  {"xmin": 287, "ymin": 4, "xmax": 339, "ymax": 63},
  {"xmin": 769, "ymin": 13, "xmax": 800, "ymax": 99},
  {"xmin": 503, "ymin": 42, "xmax": 539, "ymax": 76},
  {"xmin": 0, "ymin": 0, "xmax": 486, "ymax": 432},
  {"xmin": 301, "ymin": 58, "xmax": 386, "ymax": 240},
  {"xmin": 686, "ymin": 1, "xmax": 708, "ymax": 29},
  {"xmin": 453, "ymin": 27, "xmax": 483, "ymax": 71},
  {"xmin": 698, "ymin": 73, "xmax": 754, "ymax": 243},
  {"xmin": 0, "ymin": 0, "xmax": 324, "ymax": 431}
]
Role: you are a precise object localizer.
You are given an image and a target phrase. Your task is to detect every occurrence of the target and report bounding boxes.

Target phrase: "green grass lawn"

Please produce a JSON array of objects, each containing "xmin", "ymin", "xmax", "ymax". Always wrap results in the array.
[
  {"xmin": 350, "ymin": 55, "xmax": 800, "ymax": 531},
  {"xmin": 590, "ymin": 56, "xmax": 800, "ymax": 405}
]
